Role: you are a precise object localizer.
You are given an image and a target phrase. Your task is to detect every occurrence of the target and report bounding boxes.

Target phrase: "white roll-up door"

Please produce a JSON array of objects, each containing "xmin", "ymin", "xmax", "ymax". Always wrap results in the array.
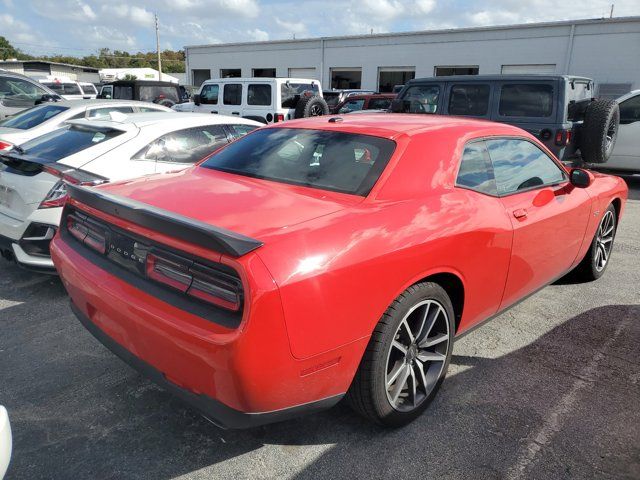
[
  {"xmin": 501, "ymin": 64, "xmax": 556, "ymax": 74},
  {"xmin": 288, "ymin": 68, "xmax": 317, "ymax": 80}
]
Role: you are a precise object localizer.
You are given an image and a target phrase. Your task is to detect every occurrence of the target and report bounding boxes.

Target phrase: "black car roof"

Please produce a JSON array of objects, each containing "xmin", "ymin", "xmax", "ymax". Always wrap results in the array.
[
  {"xmin": 103, "ymin": 80, "xmax": 179, "ymax": 87},
  {"xmin": 407, "ymin": 74, "xmax": 593, "ymax": 84}
]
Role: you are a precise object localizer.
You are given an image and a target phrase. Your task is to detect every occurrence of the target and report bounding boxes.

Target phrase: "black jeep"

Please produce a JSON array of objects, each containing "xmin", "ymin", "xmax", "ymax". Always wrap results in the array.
[
  {"xmin": 98, "ymin": 80, "xmax": 186, "ymax": 108},
  {"xmin": 391, "ymin": 75, "xmax": 619, "ymax": 165}
]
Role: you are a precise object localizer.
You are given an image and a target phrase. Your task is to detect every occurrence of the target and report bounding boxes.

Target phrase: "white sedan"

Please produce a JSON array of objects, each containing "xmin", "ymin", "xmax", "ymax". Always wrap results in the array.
[
  {"xmin": 0, "ymin": 112, "xmax": 260, "ymax": 271},
  {"xmin": 0, "ymin": 100, "xmax": 171, "ymax": 151}
]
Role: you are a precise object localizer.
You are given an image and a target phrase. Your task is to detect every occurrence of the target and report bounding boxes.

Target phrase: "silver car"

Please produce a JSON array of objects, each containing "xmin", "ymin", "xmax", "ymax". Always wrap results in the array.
[
  {"xmin": 0, "ymin": 70, "xmax": 60, "ymax": 120},
  {"xmin": 0, "ymin": 100, "xmax": 172, "ymax": 151}
]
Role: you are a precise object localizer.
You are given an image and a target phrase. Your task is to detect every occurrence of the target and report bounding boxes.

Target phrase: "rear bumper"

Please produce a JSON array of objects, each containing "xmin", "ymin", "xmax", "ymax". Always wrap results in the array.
[{"xmin": 71, "ymin": 302, "xmax": 342, "ymax": 429}]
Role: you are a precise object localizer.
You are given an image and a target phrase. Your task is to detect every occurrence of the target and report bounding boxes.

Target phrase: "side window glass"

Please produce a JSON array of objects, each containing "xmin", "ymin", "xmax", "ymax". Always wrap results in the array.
[
  {"xmin": 401, "ymin": 85, "xmax": 440, "ymax": 113},
  {"xmin": 223, "ymin": 84, "xmax": 242, "ymax": 106},
  {"xmin": 200, "ymin": 84, "xmax": 219, "ymax": 104},
  {"xmin": 456, "ymin": 142, "xmax": 497, "ymax": 195},
  {"xmin": 499, "ymin": 84, "xmax": 553, "ymax": 117},
  {"xmin": 134, "ymin": 125, "xmax": 230, "ymax": 164},
  {"xmin": 368, "ymin": 98, "xmax": 392, "ymax": 110},
  {"xmin": 449, "ymin": 84, "xmax": 490, "ymax": 116},
  {"xmin": 0, "ymin": 77, "xmax": 46, "ymax": 107},
  {"xmin": 619, "ymin": 95, "xmax": 640, "ymax": 125},
  {"xmin": 247, "ymin": 84, "xmax": 271, "ymax": 106},
  {"xmin": 486, "ymin": 139, "xmax": 566, "ymax": 195},
  {"xmin": 87, "ymin": 106, "xmax": 134, "ymax": 118},
  {"xmin": 339, "ymin": 99, "xmax": 365, "ymax": 113}
]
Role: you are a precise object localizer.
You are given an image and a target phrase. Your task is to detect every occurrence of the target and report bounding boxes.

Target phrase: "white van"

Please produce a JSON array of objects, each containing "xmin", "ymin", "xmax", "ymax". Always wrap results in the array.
[{"xmin": 173, "ymin": 77, "xmax": 328, "ymax": 124}]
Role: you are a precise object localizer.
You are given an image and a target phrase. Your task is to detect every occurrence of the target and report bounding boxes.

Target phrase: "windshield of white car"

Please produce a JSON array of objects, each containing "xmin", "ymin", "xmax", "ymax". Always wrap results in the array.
[
  {"xmin": 17, "ymin": 124, "xmax": 124, "ymax": 162},
  {"xmin": 41, "ymin": 82, "xmax": 82, "ymax": 96},
  {"xmin": 201, "ymin": 128, "xmax": 396, "ymax": 196},
  {"xmin": 0, "ymin": 104, "xmax": 69, "ymax": 130}
]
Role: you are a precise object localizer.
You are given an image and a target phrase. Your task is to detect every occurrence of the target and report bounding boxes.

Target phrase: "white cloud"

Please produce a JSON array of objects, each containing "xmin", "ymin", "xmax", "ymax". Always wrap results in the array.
[
  {"xmin": 104, "ymin": 4, "xmax": 154, "ymax": 27},
  {"xmin": 274, "ymin": 17, "xmax": 307, "ymax": 35},
  {"xmin": 0, "ymin": 13, "xmax": 40, "ymax": 43},
  {"xmin": 247, "ymin": 28, "xmax": 269, "ymax": 41},
  {"xmin": 163, "ymin": 0, "xmax": 260, "ymax": 18}
]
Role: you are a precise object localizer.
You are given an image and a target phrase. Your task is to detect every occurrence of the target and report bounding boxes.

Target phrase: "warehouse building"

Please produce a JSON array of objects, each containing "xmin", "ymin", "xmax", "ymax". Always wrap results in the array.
[
  {"xmin": 0, "ymin": 60, "xmax": 99, "ymax": 83},
  {"xmin": 185, "ymin": 16, "xmax": 640, "ymax": 97}
]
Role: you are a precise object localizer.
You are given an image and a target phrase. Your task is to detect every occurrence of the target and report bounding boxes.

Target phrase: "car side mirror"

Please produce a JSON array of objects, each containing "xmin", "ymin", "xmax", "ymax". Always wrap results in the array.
[
  {"xmin": 35, "ymin": 94, "xmax": 60, "ymax": 105},
  {"xmin": 390, "ymin": 98, "xmax": 404, "ymax": 113},
  {"xmin": 570, "ymin": 168, "xmax": 593, "ymax": 188},
  {"xmin": 193, "ymin": 94, "xmax": 201, "ymax": 106}
]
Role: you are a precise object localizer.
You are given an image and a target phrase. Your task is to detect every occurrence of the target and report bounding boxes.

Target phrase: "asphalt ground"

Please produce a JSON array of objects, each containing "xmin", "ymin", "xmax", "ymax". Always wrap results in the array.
[{"xmin": 1, "ymin": 175, "xmax": 639, "ymax": 480}]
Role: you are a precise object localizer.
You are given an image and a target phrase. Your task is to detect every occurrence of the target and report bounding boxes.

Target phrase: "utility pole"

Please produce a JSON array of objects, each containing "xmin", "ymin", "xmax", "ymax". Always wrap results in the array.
[
  {"xmin": 155, "ymin": 13, "xmax": 162, "ymax": 81},
  {"xmin": 609, "ymin": 4, "xmax": 614, "ymax": 18}
]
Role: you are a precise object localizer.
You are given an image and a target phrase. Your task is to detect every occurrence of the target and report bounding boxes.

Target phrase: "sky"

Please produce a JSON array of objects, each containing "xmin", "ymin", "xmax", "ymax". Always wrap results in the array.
[{"xmin": 1, "ymin": 0, "xmax": 639, "ymax": 56}]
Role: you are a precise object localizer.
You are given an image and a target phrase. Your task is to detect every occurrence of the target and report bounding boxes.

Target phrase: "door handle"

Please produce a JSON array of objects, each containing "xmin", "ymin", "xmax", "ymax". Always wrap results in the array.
[
  {"xmin": 513, "ymin": 208, "xmax": 528, "ymax": 219},
  {"xmin": 232, "ymin": 111, "xmax": 240, "ymax": 115},
  {"xmin": 211, "ymin": 110, "xmax": 218, "ymax": 114}
]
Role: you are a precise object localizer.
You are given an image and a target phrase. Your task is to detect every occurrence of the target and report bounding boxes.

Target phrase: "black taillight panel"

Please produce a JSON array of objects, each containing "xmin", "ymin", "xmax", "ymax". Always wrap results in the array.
[{"xmin": 62, "ymin": 206, "xmax": 245, "ymax": 323}]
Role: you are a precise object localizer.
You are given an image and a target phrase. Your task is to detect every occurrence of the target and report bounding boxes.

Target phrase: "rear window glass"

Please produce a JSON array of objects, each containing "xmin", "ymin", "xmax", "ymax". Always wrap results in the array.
[
  {"xmin": 449, "ymin": 84, "xmax": 490, "ymax": 116},
  {"xmin": 87, "ymin": 106, "xmax": 135, "ymax": 118},
  {"xmin": 201, "ymin": 128, "xmax": 395, "ymax": 196},
  {"xmin": 248, "ymin": 84, "xmax": 271, "ymax": 106},
  {"xmin": 499, "ymin": 84, "xmax": 553, "ymax": 117},
  {"xmin": 18, "ymin": 125, "xmax": 124, "ymax": 162},
  {"xmin": 0, "ymin": 104, "xmax": 68, "ymax": 130},
  {"xmin": 42, "ymin": 82, "xmax": 82, "ymax": 95},
  {"xmin": 113, "ymin": 85, "xmax": 133, "ymax": 100},
  {"xmin": 139, "ymin": 85, "xmax": 179, "ymax": 103},
  {"xmin": 281, "ymin": 83, "xmax": 320, "ymax": 108}
]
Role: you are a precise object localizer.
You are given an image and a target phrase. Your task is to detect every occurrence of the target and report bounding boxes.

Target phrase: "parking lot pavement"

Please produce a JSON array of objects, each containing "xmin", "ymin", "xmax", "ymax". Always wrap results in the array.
[{"xmin": 0, "ymin": 178, "xmax": 639, "ymax": 480}]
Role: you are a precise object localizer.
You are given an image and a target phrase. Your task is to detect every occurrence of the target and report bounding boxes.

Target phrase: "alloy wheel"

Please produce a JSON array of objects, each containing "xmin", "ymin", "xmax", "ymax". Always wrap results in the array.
[
  {"xmin": 385, "ymin": 299, "xmax": 450, "ymax": 412},
  {"xmin": 595, "ymin": 210, "xmax": 615, "ymax": 272}
]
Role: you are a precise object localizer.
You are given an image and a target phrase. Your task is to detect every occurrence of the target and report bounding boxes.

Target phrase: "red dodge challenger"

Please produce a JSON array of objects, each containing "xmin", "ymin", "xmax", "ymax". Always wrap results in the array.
[{"xmin": 50, "ymin": 114, "xmax": 627, "ymax": 428}]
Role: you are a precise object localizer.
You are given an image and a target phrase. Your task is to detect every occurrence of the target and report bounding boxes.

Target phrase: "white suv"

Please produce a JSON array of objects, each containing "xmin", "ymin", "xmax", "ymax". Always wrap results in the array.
[{"xmin": 173, "ymin": 77, "xmax": 328, "ymax": 124}]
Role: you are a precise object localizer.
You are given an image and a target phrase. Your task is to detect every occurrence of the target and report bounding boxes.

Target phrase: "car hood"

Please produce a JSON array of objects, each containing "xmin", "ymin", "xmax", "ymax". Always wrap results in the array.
[{"xmin": 96, "ymin": 166, "xmax": 362, "ymax": 242}]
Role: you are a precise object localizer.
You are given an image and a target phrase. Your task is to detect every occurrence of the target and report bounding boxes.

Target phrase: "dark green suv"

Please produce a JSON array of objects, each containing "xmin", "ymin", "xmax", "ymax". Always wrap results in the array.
[{"xmin": 391, "ymin": 75, "xmax": 619, "ymax": 165}]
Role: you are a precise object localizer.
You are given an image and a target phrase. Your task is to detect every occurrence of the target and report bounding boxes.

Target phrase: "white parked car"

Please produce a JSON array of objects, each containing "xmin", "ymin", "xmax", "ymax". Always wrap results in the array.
[
  {"xmin": 173, "ymin": 77, "xmax": 327, "ymax": 124},
  {"xmin": 37, "ymin": 77, "xmax": 86, "ymax": 101},
  {"xmin": 0, "ymin": 406, "xmax": 10, "ymax": 480},
  {"xmin": 598, "ymin": 89, "xmax": 640, "ymax": 174},
  {"xmin": 0, "ymin": 112, "xmax": 260, "ymax": 271},
  {"xmin": 0, "ymin": 100, "xmax": 171, "ymax": 151},
  {"xmin": 78, "ymin": 82, "xmax": 98, "ymax": 99}
]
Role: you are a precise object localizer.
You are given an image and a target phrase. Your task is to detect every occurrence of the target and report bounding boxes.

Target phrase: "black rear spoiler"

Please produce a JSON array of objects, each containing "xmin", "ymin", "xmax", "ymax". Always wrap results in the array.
[{"xmin": 67, "ymin": 184, "xmax": 263, "ymax": 258}]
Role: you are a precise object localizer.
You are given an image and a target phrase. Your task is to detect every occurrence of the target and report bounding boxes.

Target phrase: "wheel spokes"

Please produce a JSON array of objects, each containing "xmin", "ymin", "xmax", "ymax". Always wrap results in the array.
[{"xmin": 389, "ymin": 364, "xmax": 411, "ymax": 404}]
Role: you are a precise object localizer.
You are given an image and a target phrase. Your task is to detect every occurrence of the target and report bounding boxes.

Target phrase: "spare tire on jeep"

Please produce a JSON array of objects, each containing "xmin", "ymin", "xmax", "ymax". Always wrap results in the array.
[
  {"xmin": 294, "ymin": 95, "xmax": 329, "ymax": 119},
  {"xmin": 580, "ymin": 99, "xmax": 620, "ymax": 164}
]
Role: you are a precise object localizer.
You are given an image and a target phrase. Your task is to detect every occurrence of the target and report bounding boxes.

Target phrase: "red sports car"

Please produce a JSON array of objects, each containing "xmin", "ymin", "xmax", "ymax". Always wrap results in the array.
[{"xmin": 50, "ymin": 114, "xmax": 628, "ymax": 428}]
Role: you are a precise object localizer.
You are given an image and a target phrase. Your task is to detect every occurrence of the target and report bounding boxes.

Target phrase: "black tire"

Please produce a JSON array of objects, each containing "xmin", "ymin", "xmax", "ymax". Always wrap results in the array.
[
  {"xmin": 580, "ymin": 99, "xmax": 620, "ymax": 164},
  {"xmin": 347, "ymin": 282, "xmax": 454, "ymax": 427},
  {"xmin": 574, "ymin": 204, "xmax": 617, "ymax": 281},
  {"xmin": 294, "ymin": 95, "xmax": 329, "ymax": 119}
]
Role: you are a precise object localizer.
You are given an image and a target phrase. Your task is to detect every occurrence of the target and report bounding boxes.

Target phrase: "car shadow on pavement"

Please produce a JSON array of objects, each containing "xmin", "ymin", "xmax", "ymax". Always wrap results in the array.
[
  {"xmin": 2, "ymin": 265, "xmax": 639, "ymax": 480},
  {"xmin": 621, "ymin": 174, "xmax": 640, "ymax": 201}
]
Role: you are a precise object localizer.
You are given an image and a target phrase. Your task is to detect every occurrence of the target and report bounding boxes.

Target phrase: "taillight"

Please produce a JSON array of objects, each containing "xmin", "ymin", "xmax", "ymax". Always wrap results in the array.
[
  {"xmin": 145, "ymin": 250, "xmax": 242, "ymax": 311},
  {"xmin": 66, "ymin": 215, "xmax": 106, "ymax": 254},
  {"xmin": 0, "ymin": 141, "xmax": 13, "ymax": 151},
  {"xmin": 555, "ymin": 129, "xmax": 571, "ymax": 146},
  {"xmin": 275, "ymin": 113, "xmax": 285, "ymax": 122},
  {"xmin": 146, "ymin": 252, "xmax": 192, "ymax": 293},
  {"xmin": 40, "ymin": 167, "xmax": 107, "ymax": 209},
  {"xmin": 188, "ymin": 264, "xmax": 242, "ymax": 311}
]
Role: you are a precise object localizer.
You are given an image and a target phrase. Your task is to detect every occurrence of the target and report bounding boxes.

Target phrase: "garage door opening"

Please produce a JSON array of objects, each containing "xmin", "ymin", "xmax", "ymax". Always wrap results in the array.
[
  {"xmin": 331, "ymin": 68, "xmax": 362, "ymax": 89},
  {"xmin": 378, "ymin": 68, "xmax": 415, "ymax": 93},
  {"xmin": 288, "ymin": 68, "xmax": 317, "ymax": 80},
  {"xmin": 192, "ymin": 69, "xmax": 211, "ymax": 87},
  {"xmin": 253, "ymin": 68, "xmax": 276, "ymax": 78},
  {"xmin": 220, "ymin": 69, "xmax": 241, "ymax": 78},
  {"xmin": 434, "ymin": 66, "xmax": 479, "ymax": 76}
]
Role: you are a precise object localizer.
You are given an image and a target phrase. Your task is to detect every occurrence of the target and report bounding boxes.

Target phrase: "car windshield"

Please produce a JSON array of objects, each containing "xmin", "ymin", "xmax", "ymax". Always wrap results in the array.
[
  {"xmin": 201, "ymin": 128, "xmax": 396, "ymax": 196},
  {"xmin": 42, "ymin": 82, "xmax": 82, "ymax": 95},
  {"xmin": 0, "ymin": 104, "xmax": 69, "ymax": 130},
  {"xmin": 18, "ymin": 124, "xmax": 124, "ymax": 162}
]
